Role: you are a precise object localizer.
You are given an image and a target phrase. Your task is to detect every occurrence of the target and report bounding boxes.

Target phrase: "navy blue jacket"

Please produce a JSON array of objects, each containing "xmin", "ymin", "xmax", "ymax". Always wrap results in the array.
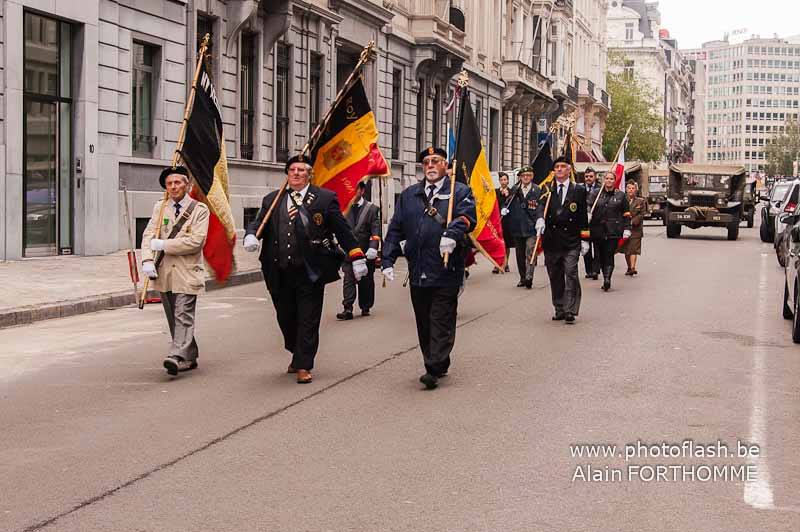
[
  {"xmin": 542, "ymin": 180, "xmax": 590, "ymax": 252},
  {"xmin": 504, "ymin": 183, "xmax": 543, "ymax": 238},
  {"xmin": 382, "ymin": 178, "xmax": 477, "ymax": 288}
]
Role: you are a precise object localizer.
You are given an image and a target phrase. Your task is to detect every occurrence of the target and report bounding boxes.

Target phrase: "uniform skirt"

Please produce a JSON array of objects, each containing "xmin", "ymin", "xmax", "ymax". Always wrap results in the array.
[{"xmin": 619, "ymin": 236, "xmax": 642, "ymax": 256}]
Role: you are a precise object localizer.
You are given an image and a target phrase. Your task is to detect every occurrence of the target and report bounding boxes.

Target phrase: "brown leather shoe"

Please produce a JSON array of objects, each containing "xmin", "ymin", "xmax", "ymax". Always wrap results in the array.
[
  {"xmin": 296, "ymin": 369, "xmax": 313, "ymax": 384},
  {"xmin": 287, "ymin": 365, "xmax": 297, "ymax": 374}
]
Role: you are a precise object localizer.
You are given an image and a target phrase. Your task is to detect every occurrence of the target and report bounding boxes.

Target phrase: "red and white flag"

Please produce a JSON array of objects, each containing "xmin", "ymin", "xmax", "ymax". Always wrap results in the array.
[{"xmin": 614, "ymin": 135, "xmax": 628, "ymax": 190}]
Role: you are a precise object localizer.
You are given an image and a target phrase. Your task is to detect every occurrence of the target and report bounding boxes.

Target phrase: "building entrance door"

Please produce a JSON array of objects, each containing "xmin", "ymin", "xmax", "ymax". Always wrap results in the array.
[{"xmin": 23, "ymin": 12, "xmax": 72, "ymax": 256}]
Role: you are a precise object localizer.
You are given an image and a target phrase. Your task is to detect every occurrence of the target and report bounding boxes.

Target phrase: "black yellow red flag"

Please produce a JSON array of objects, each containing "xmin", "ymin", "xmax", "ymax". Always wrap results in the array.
[
  {"xmin": 310, "ymin": 78, "xmax": 389, "ymax": 210},
  {"xmin": 178, "ymin": 60, "xmax": 236, "ymax": 282}
]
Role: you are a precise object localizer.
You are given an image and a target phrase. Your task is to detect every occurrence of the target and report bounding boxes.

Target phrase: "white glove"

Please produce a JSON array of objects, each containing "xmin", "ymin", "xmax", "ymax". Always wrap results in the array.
[
  {"xmin": 623, "ymin": 229, "xmax": 631, "ymax": 239},
  {"xmin": 365, "ymin": 248, "xmax": 378, "ymax": 260},
  {"xmin": 142, "ymin": 261, "xmax": 158, "ymax": 279},
  {"xmin": 500, "ymin": 207, "xmax": 509, "ymax": 216},
  {"xmin": 439, "ymin": 236, "xmax": 457, "ymax": 255},
  {"xmin": 535, "ymin": 218, "xmax": 546, "ymax": 236},
  {"xmin": 587, "ymin": 213, "xmax": 593, "ymax": 223},
  {"xmin": 352, "ymin": 258, "xmax": 368, "ymax": 281},
  {"xmin": 150, "ymin": 238, "xmax": 165, "ymax": 251},
  {"xmin": 580, "ymin": 241, "xmax": 590, "ymax": 257},
  {"xmin": 243, "ymin": 234, "xmax": 259, "ymax": 252},
  {"xmin": 382, "ymin": 267, "xmax": 395, "ymax": 282}
]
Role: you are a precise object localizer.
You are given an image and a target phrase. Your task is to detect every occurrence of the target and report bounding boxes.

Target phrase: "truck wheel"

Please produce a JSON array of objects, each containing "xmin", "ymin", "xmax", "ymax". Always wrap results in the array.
[
  {"xmin": 666, "ymin": 223, "xmax": 681, "ymax": 238},
  {"xmin": 792, "ymin": 283, "xmax": 800, "ymax": 343},
  {"xmin": 727, "ymin": 221, "xmax": 739, "ymax": 241},
  {"xmin": 784, "ymin": 282, "xmax": 793, "ymax": 319},
  {"xmin": 760, "ymin": 219, "xmax": 772, "ymax": 242}
]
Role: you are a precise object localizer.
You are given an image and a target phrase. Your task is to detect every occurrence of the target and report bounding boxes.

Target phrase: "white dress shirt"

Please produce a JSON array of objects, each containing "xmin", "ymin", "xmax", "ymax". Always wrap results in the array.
[{"xmin": 286, "ymin": 183, "xmax": 310, "ymax": 211}]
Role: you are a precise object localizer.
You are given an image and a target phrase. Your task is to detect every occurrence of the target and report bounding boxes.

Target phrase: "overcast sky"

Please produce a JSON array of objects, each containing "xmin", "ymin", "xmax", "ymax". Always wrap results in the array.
[{"xmin": 657, "ymin": 0, "xmax": 800, "ymax": 50}]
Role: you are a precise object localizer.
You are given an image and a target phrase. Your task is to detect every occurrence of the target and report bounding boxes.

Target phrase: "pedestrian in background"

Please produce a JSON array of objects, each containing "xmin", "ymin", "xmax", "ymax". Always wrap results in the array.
[
  {"xmin": 582, "ymin": 168, "xmax": 599, "ymax": 280},
  {"xmin": 621, "ymin": 180, "xmax": 647, "ymax": 276},
  {"xmin": 588, "ymin": 171, "xmax": 631, "ymax": 292},
  {"xmin": 502, "ymin": 165, "xmax": 542, "ymax": 289},
  {"xmin": 337, "ymin": 181, "xmax": 381, "ymax": 320},
  {"xmin": 494, "ymin": 171, "xmax": 513, "ymax": 273},
  {"xmin": 141, "ymin": 166, "xmax": 209, "ymax": 376}
]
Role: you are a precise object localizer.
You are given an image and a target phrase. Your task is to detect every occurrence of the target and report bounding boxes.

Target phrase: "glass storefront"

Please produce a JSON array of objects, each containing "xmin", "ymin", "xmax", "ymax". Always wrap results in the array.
[{"xmin": 23, "ymin": 13, "xmax": 72, "ymax": 256}]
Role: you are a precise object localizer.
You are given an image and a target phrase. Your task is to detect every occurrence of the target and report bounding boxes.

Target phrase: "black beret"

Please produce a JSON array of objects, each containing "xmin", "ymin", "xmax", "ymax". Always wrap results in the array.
[
  {"xmin": 518, "ymin": 165, "xmax": 534, "ymax": 174},
  {"xmin": 552, "ymin": 156, "xmax": 571, "ymax": 167},
  {"xmin": 285, "ymin": 153, "xmax": 314, "ymax": 173},
  {"xmin": 418, "ymin": 146, "xmax": 447, "ymax": 163},
  {"xmin": 584, "ymin": 166, "xmax": 596, "ymax": 174},
  {"xmin": 159, "ymin": 165, "xmax": 190, "ymax": 188}
]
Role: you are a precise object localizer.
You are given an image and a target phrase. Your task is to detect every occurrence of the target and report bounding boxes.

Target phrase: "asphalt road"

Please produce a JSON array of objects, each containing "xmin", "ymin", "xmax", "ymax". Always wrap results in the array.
[{"xmin": 1, "ymin": 218, "xmax": 799, "ymax": 531}]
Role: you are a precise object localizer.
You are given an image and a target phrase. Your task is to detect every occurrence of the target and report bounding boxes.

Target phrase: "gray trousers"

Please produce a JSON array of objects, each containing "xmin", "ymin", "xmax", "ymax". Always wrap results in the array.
[
  {"xmin": 544, "ymin": 246, "xmax": 582, "ymax": 316},
  {"xmin": 513, "ymin": 236, "xmax": 536, "ymax": 282},
  {"xmin": 161, "ymin": 292, "xmax": 199, "ymax": 361}
]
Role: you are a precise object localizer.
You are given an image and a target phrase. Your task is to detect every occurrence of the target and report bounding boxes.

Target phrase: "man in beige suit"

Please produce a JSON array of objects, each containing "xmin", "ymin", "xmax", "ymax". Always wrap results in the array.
[{"xmin": 141, "ymin": 166, "xmax": 210, "ymax": 376}]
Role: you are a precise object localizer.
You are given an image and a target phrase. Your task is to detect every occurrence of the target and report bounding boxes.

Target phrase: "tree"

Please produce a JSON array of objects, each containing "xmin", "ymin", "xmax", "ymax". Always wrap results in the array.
[
  {"xmin": 765, "ymin": 119, "xmax": 800, "ymax": 176},
  {"xmin": 603, "ymin": 54, "xmax": 666, "ymax": 163}
]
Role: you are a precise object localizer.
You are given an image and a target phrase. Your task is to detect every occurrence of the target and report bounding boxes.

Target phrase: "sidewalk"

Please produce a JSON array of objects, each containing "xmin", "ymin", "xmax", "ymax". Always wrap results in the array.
[{"xmin": 0, "ymin": 246, "xmax": 262, "ymax": 329}]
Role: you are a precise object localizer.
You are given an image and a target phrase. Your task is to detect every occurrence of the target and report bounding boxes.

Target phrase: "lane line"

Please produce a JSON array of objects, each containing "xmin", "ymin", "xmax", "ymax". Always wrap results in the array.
[{"xmin": 743, "ymin": 252, "xmax": 774, "ymax": 510}]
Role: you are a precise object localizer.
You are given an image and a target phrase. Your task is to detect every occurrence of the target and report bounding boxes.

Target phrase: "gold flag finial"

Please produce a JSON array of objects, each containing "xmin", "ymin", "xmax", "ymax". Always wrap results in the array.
[{"xmin": 456, "ymin": 69, "xmax": 469, "ymax": 88}]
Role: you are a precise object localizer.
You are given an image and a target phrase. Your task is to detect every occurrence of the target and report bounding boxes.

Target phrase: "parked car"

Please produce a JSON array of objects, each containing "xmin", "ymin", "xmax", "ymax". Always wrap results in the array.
[
  {"xmin": 782, "ymin": 211, "xmax": 800, "ymax": 342},
  {"xmin": 771, "ymin": 180, "xmax": 800, "ymax": 267},
  {"xmin": 760, "ymin": 180, "xmax": 793, "ymax": 243}
]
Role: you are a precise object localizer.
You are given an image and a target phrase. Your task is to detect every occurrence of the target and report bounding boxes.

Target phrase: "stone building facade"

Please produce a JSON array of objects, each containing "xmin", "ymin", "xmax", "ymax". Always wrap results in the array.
[{"xmin": 1, "ymin": 0, "xmax": 608, "ymax": 260}]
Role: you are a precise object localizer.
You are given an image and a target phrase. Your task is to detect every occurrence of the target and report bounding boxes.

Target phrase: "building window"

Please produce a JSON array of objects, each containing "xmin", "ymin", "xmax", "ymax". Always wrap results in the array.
[
  {"xmin": 132, "ymin": 41, "xmax": 157, "ymax": 156},
  {"xmin": 416, "ymin": 80, "xmax": 425, "ymax": 153},
  {"xmin": 197, "ymin": 14, "xmax": 215, "ymax": 81},
  {"xmin": 275, "ymin": 42, "xmax": 290, "ymax": 163},
  {"xmin": 240, "ymin": 33, "xmax": 256, "ymax": 160},
  {"xmin": 474, "ymin": 98, "xmax": 482, "ymax": 135},
  {"xmin": 431, "ymin": 84, "xmax": 441, "ymax": 147},
  {"xmin": 309, "ymin": 53, "xmax": 322, "ymax": 137},
  {"xmin": 625, "ymin": 23, "xmax": 634, "ymax": 41},
  {"xmin": 624, "ymin": 60, "xmax": 634, "ymax": 79},
  {"xmin": 489, "ymin": 108, "xmax": 499, "ymax": 170},
  {"xmin": 391, "ymin": 69, "xmax": 402, "ymax": 159}
]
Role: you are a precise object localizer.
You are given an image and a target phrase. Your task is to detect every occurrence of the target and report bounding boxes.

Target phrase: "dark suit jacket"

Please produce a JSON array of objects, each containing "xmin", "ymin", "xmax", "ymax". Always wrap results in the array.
[
  {"xmin": 505, "ymin": 183, "xmax": 543, "ymax": 238},
  {"xmin": 345, "ymin": 200, "xmax": 381, "ymax": 252},
  {"xmin": 542, "ymin": 180, "xmax": 590, "ymax": 252},
  {"xmin": 246, "ymin": 185, "xmax": 360, "ymax": 289},
  {"xmin": 589, "ymin": 189, "xmax": 631, "ymax": 240}
]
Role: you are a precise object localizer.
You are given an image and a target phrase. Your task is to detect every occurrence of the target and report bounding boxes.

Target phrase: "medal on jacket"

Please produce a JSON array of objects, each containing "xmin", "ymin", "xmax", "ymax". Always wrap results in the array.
[
  {"xmin": 569, "ymin": 202, "xmax": 577, "ymax": 212},
  {"xmin": 313, "ymin": 213, "xmax": 324, "ymax": 226},
  {"xmin": 163, "ymin": 217, "xmax": 169, "ymax": 227}
]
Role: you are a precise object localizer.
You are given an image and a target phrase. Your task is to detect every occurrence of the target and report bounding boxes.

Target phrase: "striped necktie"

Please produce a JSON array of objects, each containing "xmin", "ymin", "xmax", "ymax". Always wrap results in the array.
[{"xmin": 288, "ymin": 191, "xmax": 302, "ymax": 221}]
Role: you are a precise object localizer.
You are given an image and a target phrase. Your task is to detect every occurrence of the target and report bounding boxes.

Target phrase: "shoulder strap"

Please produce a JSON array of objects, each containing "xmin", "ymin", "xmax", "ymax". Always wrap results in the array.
[
  {"xmin": 420, "ymin": 191, "xmax": 447, "ymax": 227},
  {"xmin": 155, "ymin": 200, "xmax": 198, "ymax": 267},
  {"xmin": 353, "ymin": 202, "xmax": 373, "ymax": 233}
]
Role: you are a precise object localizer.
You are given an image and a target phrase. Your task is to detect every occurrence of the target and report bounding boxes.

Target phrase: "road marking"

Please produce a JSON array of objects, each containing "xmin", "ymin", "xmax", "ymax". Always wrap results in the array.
[{"xmin": 743, "ymin": 252, "xmax": 774, "ymax": 510}]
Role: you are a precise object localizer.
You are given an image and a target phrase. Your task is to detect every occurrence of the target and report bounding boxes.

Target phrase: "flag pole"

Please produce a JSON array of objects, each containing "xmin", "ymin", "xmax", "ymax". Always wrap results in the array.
[
  {"xmin": 443, "ymin": 70, "xmax": 470, "ymax": 267},
  {"xmin": 139, "ymin": 34, "xmax": 210, "ymax": 309},
  {"xmin": 529, "ymin": 186, "xmax": 552, "ymax": 266},
  {"xmin": 254, "ymin": 40, "xmax": 378, "ymax": 239},
  {"xmin": 122, "ymin": 187, "xmax": 140, "ymax": 301},
  {"xmin": 590, "ymin": 124, "xmax": 631, "ymax": 215}
]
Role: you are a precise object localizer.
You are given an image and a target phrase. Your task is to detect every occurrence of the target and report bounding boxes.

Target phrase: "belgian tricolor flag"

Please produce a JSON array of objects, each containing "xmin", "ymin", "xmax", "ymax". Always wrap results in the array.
[
  {"xmin": 311, "ymin": 78, "xmax": 389, "ymax": 211},
  {"xmin": 178, "ymin": 60, "xmax": 237, "ymax": 282},
  {"xmin": 454, "ymin": 89, "xmax": 506, "ymax": 268}
]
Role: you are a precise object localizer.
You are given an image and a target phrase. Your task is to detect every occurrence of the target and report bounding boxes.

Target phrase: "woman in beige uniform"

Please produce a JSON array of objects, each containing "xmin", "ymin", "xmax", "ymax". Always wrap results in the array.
[{"xmin": 621, "ymin": 180, "xmax": 648, "ymax": 276}]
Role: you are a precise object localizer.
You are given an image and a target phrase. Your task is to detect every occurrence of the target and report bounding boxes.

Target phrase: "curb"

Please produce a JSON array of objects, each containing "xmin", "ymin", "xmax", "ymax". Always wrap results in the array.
[{"xmin": 0, "ymin": 269, "xmax": 264, "ymax": 330}]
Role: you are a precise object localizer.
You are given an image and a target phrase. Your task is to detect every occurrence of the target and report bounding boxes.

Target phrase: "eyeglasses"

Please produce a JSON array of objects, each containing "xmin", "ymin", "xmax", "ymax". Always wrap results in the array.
[{"xmin": 422, "ymin": 157, "xmax": 444, "ymax": 166}]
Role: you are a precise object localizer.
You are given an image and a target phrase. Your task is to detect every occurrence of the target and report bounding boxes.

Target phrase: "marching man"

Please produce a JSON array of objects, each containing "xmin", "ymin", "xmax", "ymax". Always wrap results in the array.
[
  {"xmin": 141, "ymin": 166, "xmax": 210, "ymax": 376},
  {"xmin": 381, "ymin": 147, "xmax": 477, "ymax": 390}
]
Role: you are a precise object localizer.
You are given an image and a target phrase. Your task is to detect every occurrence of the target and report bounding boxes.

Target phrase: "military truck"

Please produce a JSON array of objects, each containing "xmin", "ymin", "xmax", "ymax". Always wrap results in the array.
[
  {"xmin": 664, "ymin": 164, "xmax": 747, "ymax": 241},
  {"xmin": 644, "ymin": 166, "xmax": 668, "ymax": 220}
]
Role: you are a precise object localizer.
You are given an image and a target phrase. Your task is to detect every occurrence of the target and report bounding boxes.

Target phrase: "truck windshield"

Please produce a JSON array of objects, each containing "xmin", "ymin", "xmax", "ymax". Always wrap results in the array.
[{"xmin": 683, "ymin": 174, "xmax": 730, "ymax": 190}]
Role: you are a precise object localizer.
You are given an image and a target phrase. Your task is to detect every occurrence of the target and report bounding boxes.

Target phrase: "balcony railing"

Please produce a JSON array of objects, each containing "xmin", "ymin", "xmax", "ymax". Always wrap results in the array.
[
  {"xmin": 567, "ymin": 84, "xmax": 578, "ymax": 102},
  {"xmin": 601, "ymin": 90, "xmax": 609, "ymax": 108}
]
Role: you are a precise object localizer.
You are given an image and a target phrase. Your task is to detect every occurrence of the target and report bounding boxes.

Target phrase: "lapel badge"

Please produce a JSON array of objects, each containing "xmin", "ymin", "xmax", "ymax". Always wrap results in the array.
[
  {"xmin": 569, "ymin": 202, "xmax": 578, "ymax": 213},
  {"xmin": 313, "ymin": 213, "xmax": 324, "ymax": 226}
]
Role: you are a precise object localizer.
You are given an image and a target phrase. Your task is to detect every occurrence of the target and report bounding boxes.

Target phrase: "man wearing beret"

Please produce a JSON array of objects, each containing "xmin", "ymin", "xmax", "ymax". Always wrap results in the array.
[
  {"xmin": 381, "ymin": 146, "xmax": 477, "ymax": 390},
  {"xmin": 540, "ymin": 156, "xmax": 590, "ymax": 324},
  {"xmin": 501, "ymin": 165, "xmax": 543, "ymax": 289},
  {"xmin": 243, "ymin": 154, "xmax": 368, "ymax": 384},
  {"xmin": 141, "ymin": 166, "xmax": 210, "ymax": 375}
]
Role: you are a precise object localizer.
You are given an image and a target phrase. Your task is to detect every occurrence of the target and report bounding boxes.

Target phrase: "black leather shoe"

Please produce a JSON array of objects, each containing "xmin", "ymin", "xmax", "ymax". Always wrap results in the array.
[
  {"xmin": 419, "ymin": 373, "xmax": 438, "ymax": 390},
  {"xmin": 504, "ymin": 265, "xmax": 510, "ymax": 273},
  {"xmin": 602, "ymin": 280, "xmax": 611, "ymax": 291},
  {"xmin": 336, "ymin": 310, "xmax": 353, "ymax": 320},
  {"xmin": 361, "ymin": 309, "xmax": 370, "ymax": 317},
  {"xmin": 516, "ymin": 280, "xmax": 525, "ymax": 287},
  {"xmin": 552, "ymin": 312, "xmax": 566, "ymax": 321},
  {"xmin": 590, "ymin": 274, "xmax": 599, "ymax": 280},
  {"xmin": 525, "ymin": 280, "xmax": 533, "ymax": 289},
  {"xmin": 565, "ymin": 313, "xmax": 575, "ymax": 324}
]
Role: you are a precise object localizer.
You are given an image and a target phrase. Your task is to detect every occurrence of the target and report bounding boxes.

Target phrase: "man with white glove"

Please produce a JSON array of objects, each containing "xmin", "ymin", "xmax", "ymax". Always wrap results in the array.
[
  {"xmin": 505, "ymin": 166, "xmax": 543, "ymax": 289},
  {"xmin": 243, "ymin": 153, "xmax": 366, "ymax": 384},
  {"xmin": 589, "ymin": 171, "xmax": 632, "ymax": 292},
  {"xmin": 336, "ymin": 181, "xmax": 382, "ymax": 320},
  {"xmin": 381, "ymin": 146, "xmax": 477, "ymax": 390},
  {"xmin": 141, "ymin": 165, "xmax": 209, "ymax": 376},
  {"xmin": 540, "ymin": 156, "xmax": 589, "ymax": 324}
]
